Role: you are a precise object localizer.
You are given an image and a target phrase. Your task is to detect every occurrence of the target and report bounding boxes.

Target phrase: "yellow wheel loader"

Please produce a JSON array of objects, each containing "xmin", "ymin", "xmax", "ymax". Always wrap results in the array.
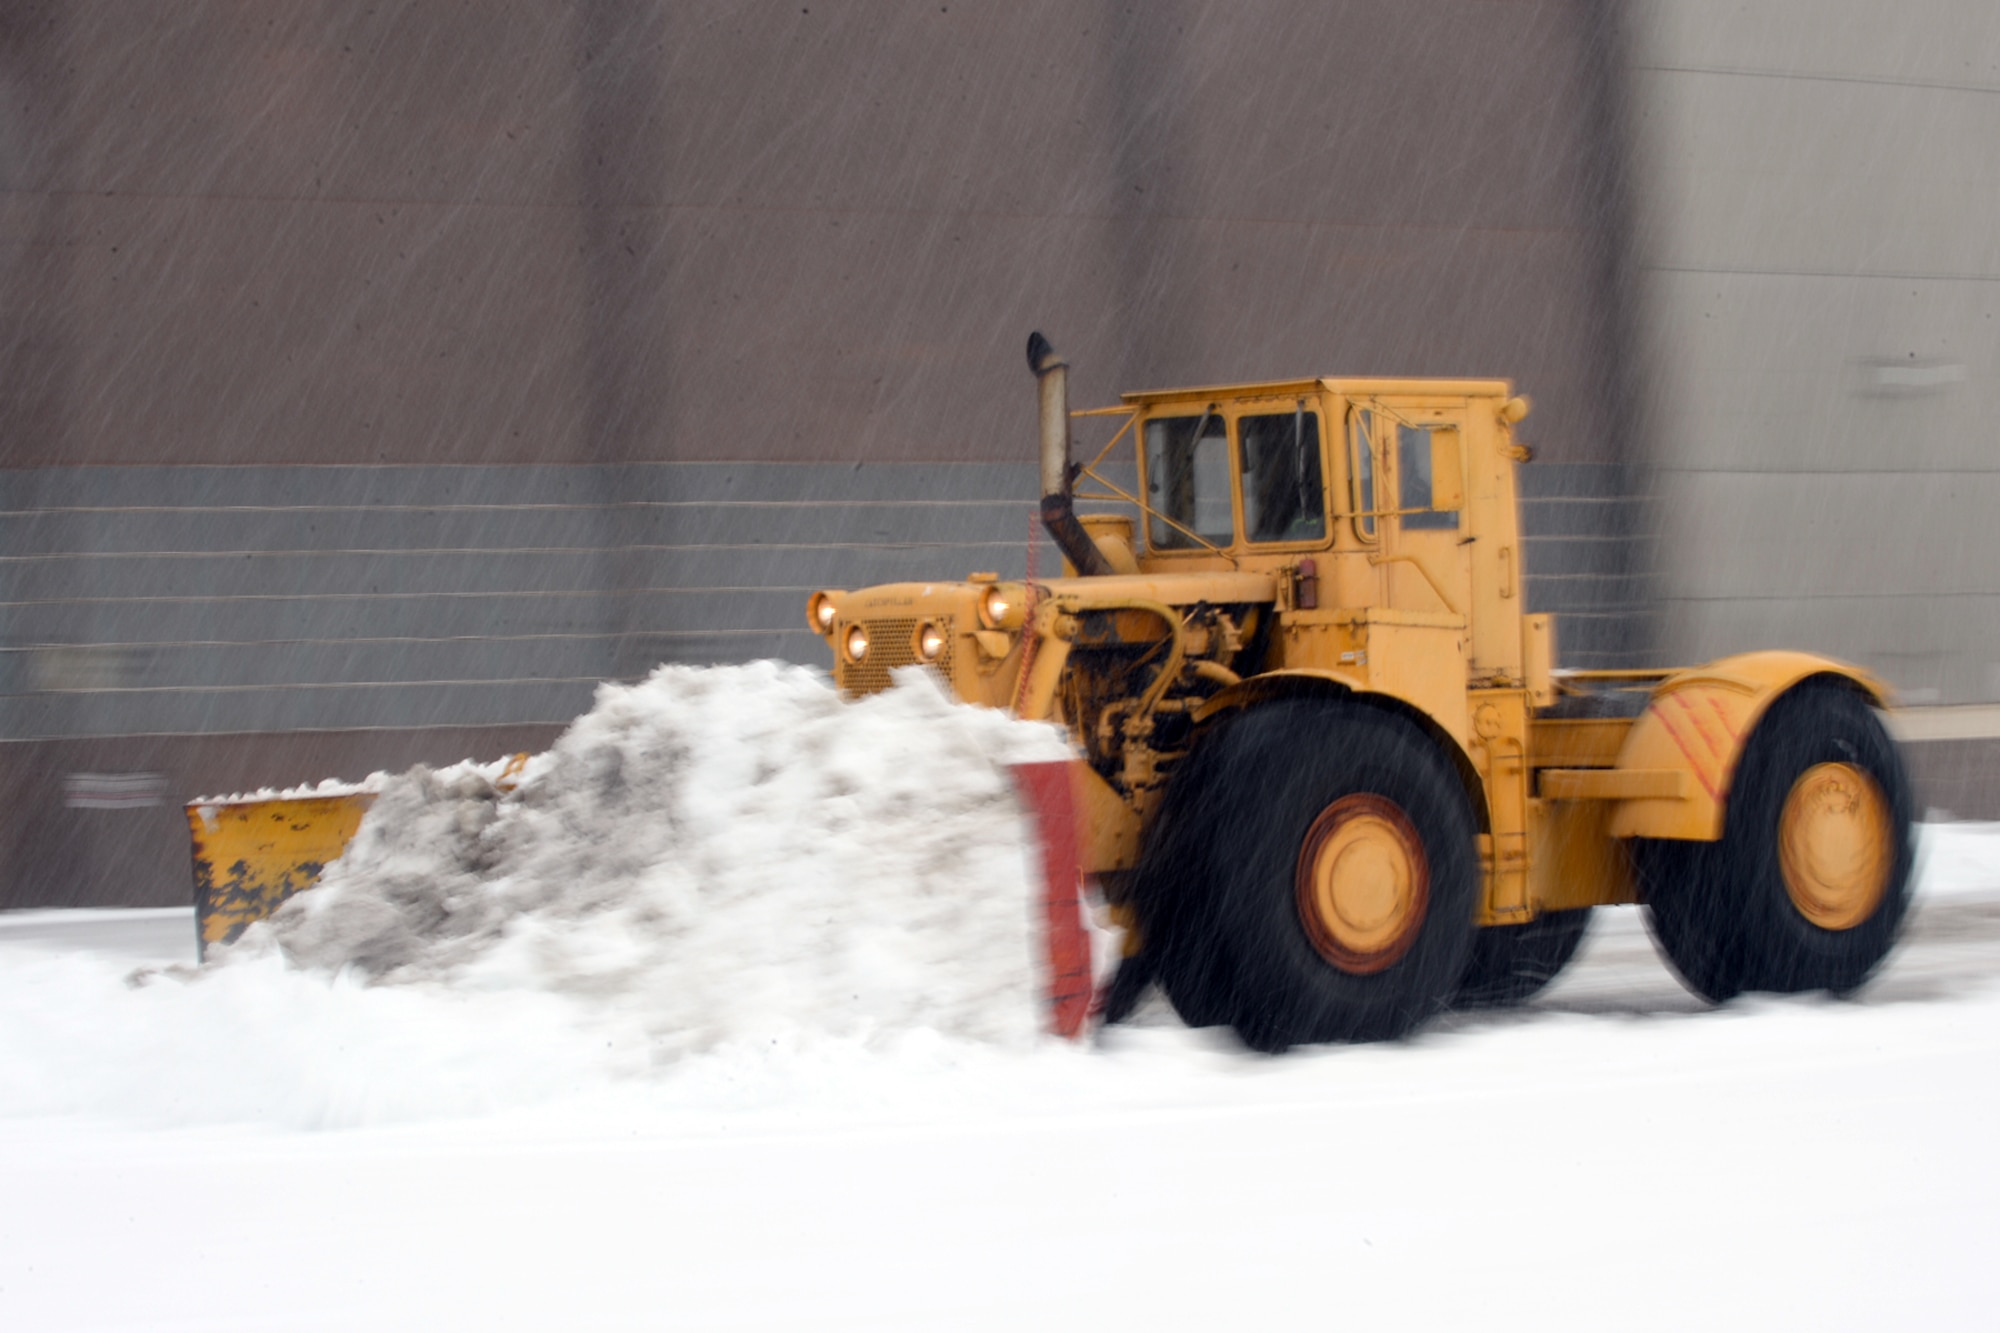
[
  {"xmin": 806, "ymin": 333, "xmax": 1911, "ymax": 1048},
  {"xmin": 189, "ymin": 332, "xmax": 1913, "ymax": 1050}
]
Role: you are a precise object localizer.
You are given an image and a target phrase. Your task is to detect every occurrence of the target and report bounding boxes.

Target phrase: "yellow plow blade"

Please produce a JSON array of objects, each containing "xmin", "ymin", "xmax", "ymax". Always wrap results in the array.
[{"xmin": 186, "ymin": 795, "xmax": 374, "ymax": 959}]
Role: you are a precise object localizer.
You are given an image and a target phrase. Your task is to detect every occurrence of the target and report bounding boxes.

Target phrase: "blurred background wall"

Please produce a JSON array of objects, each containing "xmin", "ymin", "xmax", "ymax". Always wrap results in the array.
[
  {"xmin": 16, "ymin": 0, "xmax": 1982, "ymax": 907},
  {"xmin": 1626, "ymin": 0, "xmax": 2000, "ymax": 816}
]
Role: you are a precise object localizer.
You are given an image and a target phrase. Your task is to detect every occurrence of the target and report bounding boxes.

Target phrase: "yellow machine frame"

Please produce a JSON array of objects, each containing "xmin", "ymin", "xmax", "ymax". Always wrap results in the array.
[
  {"xmin": 187, "ymin": 370, "xmax": 1886, "ymax": 959},
  {"xmin": 807, "ymin": 375, "xmax": 1884, "ymax": 930}
]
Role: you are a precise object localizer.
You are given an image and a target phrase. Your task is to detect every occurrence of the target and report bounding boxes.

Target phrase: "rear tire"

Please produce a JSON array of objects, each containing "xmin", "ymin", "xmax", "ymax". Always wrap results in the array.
[
  {"xmin": 1451, "ymin": 909, "xmax": 1591, "ymax": 1009},
  {"xmin": 1641, "ymin": 682, "xmax": 1913, "ymax": 1001},
  {"xmin": 1637, "ymin": 837, "xmax": 1743, "ymax": 1001},
  {"xmin": 1130, "ymin": 698, "xmax": 1478, "ymax": 1049}
]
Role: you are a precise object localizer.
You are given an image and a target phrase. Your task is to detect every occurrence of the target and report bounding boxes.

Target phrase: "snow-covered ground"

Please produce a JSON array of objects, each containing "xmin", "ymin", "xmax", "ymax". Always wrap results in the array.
[{"xmin": 2, "ymin": 668, "xmax": 1996, "ymax": 1331}]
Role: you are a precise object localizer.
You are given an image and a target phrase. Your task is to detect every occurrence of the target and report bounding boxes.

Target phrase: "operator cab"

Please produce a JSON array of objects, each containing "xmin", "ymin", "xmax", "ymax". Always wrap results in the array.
[{"xmin": 1104, "ymin": 377, "xmax": 1535, "ymax": 693}]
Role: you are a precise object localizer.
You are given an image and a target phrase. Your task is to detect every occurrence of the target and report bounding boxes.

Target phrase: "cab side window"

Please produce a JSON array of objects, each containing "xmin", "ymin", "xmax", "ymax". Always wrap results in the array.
[
  {"xmin": 1351, "ymin": 408, "xmax": 1378, "ymax": 540},
  {"xmin": 1397, "ymin": 423, "xmax": 1460, "ymax": 531},
  {"xmin": 1239, "ymin": 407, "xmax": 1325, "ymax": 543}
]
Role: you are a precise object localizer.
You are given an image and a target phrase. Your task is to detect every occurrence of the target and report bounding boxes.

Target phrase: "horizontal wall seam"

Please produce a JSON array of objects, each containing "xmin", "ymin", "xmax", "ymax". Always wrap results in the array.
[
  {"xmin": 5, "ymin": 674, "xmax": 654, "ymax": 697},
  {"xmin": 2, "ymin": 186, "xmax": 1618, "ymax": 239},
  {"xmin": 0, "ymin": 723, "xmax": 564, "ymax": 743},
  {"xmin": 1654, "ymin": 467, "xmax": 2000, "ymax": 476},
  {"xmin": 1634, "ymin": 63, "xmax": 2000, "ymax": 97},
  {"xmin": 0, "ymin": 540, "xmax": 1037, "ymax": 562},
  {"xmin": 1649, "ymin": 263, "xmax": 2000, "ymax": 284},
  {"xmin": 1662, "ymin": 591, "xmax": 2000, "ymax": 602},
  {"xmin": 0, "ymin": 500, "xmax": 1042, "ymax": 517},
  {"xmin": 0, "ymin": 630, "xmax": 812, "ymax": 651},
  {"xmin": 0, "ymin": 586, "xmax": 825, "ymax": 608}
]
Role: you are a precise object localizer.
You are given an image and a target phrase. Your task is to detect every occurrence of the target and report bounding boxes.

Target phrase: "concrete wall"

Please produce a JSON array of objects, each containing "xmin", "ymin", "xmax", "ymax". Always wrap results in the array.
[
  {"xmin": 1628, "ymin": 0, "xmax": 2000, "ymax": 813},
  {"xmin": 1632, "ymin": 2, "xmax": 2000, "ymax": 698},
  {"xmin": 0, "ymin": 2, "xmax": 1652, "ymax": 906}
]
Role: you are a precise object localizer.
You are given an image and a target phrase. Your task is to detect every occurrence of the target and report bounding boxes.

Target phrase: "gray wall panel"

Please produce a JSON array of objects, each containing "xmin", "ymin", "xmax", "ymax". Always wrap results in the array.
[
  {"xmin": 1632, "ymin": 0, "xmax": 2000, "ymax": 704},
  {"xmin": 1634, "ymin": 1, "xmax": 2000, "ymax": 93},
  {"xmin": 1663, "ymin": 472, "xmax": 2000, "ymax": 600},
  {"xmin": 0, "ymin": 591, "xmax": 625, "ymax": 646},
  {"xmin": 0, "ymin": 457, "xmax": 1607, "ymax": 734},
  {"xmin": 5, "ymin": 508, "xmax": 645, "ymax": 555},
  {"xmin": 0, "ymin": 680, "xmax": 610, "ymax": 740}
]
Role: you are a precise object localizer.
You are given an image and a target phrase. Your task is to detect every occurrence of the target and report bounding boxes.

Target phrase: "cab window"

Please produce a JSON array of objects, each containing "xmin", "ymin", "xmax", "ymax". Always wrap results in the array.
[
  {"xmin": 1145, "ymin": 411, "xmax": 1232, "ymax": 549},
  {"xmin": 1239, "ymin": 406, "xmax": 1325, "ymax": 543},
  {"xmin": 1351, "ymin": 408, "xmax": 1378, "ymax": 540},
  {"xmin": 1397, "ymin": 423, "xmax": 1460, "ymax": 531}
]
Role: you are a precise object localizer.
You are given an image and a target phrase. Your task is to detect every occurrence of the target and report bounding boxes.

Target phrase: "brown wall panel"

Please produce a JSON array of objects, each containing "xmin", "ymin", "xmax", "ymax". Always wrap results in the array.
[
  {"xmin": 1900, "ymin": 737, "xmax": 2000, "ymax": 825},
  {"xmin": 51, "ymin": 3, "xmax": 584, "ymax": 205},
  {"xmin": 0, "ymin": 724, "xmax": 566, "ymax": 910},
  {"xmin": 56, "ymin": 193, "xmax": 595, "ymax": 464},
  {"xmin": 1, "ymin": 1, "xmax": 1642, "ymax": 468},
  {"xmin": 0, "ymin": 2, "xmax": 1665, "ymax": 906},
  {"xmin": 0, "ymin": 4, "xmax": 76, "ymax": 465},
  {"xmin": 5, "ymin": 0, "xmax": 601, "ymax": 467}
]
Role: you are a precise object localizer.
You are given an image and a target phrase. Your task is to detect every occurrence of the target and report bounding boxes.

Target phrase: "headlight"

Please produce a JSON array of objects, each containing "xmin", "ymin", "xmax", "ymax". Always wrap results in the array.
[
  {"xmin": 915, "ymin": 621, "xmax": 947, "ymax": 661},
  {"xmin": 807, "ymin": 591, "xmax": 839, "ymax": 633},
  {"xmin": 979, "ymin": 584, "xmax": 1019, "ymax": 629},
  {"xmin": 844, "ymin": 624, "xmax": 870, "ymax": 663}
]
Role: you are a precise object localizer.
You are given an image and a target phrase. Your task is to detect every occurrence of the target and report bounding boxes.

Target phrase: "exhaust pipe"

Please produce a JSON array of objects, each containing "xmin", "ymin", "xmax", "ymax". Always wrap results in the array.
[{"xmin": 1027, "ymin": 331, "xmax": 1112, "ymax": 578}]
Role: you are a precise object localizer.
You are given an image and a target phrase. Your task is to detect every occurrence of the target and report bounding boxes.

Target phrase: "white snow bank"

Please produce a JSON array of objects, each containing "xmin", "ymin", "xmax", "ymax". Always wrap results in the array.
[
  {"xmin": 0, "ymin": 946, "xmax": 639, "ymax": 1129},
  {"xmin": 0, "ymin": 663, "xmax": 1075, "ymax": 1128},
  {"xmin": 1915, "ymin": 820, "xmax": 2000, "ymax": 899},
  {"xmin": 6, "ymin": 689, "xmax": 1996, "ymax": 1137},
  {"xmin": 8, "ymin": 913, "xmax": 1999, "ymax": 1330},
  {"xmin": 223, "ymin": 661, "xmax": 1073, "ymax": 1060},
  {"xmin": 191, "ymin": 774, "xmax": 385, "ymax": 807}
]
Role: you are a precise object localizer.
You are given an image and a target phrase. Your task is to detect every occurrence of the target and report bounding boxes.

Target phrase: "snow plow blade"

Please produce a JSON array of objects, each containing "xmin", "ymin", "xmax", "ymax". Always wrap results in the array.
[
  {"xmin": 186, "ymin": 794, "xmax": 375, "ymax": 959},
  {"xmin": 1010, "ymin": 760, "xmax": 1097, "ymax": 1038},
  {"xmin": 184, "ymin": 759, "xmax": 1100, "ymax": 1038}
]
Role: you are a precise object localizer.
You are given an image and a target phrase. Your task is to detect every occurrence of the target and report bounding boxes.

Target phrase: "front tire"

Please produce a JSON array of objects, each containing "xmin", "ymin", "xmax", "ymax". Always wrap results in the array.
[
  {"xmin": 1642, "ymin": 681, "xmax": 1913, "ymax": 1001},
  {"xmin": 1130, "ymin": 699, "xmax": 1479, "ymax": 1049}
]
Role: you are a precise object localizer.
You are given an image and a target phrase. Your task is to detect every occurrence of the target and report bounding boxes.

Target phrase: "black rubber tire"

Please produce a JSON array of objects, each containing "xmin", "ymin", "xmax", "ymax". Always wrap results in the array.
[
  {"xmin": 1450, "ymin": 909, "xmax": 1592, "ymax": 1009},
  {"xmin": 1124, "ymin": 710, "xmax": 1249, "ymax": 1031},
  {"xmin": 1128, "ymin": 698, "xmax": 1479, "ymax": 1050},
  {"xmin": 1641, "ymin": 681, "xmax": 1914, "ymax": 1002},
  {"xmin": 1637, "ymin": 836, "xmax": 1743, "ymax": 1001}
]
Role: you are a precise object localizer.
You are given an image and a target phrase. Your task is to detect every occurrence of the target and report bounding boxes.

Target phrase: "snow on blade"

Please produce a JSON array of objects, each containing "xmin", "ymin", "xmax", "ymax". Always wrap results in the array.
[{"xmin": 226, "ymin": 661, "xmax": 1075, "ymax": 1059}]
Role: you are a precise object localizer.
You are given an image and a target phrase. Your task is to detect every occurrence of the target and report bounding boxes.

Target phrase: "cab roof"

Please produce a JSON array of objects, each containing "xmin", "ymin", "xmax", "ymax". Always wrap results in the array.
[{"xmin": 1119, "ymin": 376, "xmax": 1515, "ymax": 406}]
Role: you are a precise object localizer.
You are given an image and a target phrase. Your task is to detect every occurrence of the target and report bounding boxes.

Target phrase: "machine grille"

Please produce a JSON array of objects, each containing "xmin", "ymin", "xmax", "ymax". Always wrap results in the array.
[{"xmin": 838, "ymin": 616, "xmax": 954, "ymax": 696}]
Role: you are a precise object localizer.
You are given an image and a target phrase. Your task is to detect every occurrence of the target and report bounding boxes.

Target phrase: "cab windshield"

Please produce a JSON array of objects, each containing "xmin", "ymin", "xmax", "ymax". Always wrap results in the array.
[
  {"xmin": 1144, "ymin": 412, "xmax": 1232, "ymax": 549},
  {"xmin": 1240, "ymin": 406, "xmax": 1325, "ymax": 543}
]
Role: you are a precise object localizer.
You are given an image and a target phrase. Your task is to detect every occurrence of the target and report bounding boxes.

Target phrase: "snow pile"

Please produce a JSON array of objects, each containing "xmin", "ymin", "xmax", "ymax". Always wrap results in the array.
[
  {"xmin": 225, "ymin": 661, "xmax": 1074, "ymax": 1058},
  {"xmin": 193, "ymin": 774, "xmax": 385, "ymax": 806}
]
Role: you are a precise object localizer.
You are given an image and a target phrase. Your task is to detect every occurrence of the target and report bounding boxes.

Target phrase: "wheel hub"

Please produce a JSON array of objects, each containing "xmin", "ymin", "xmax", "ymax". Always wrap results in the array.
[
  {"xmin": 1778, "ymin": 761, "xmax": 1893, "ymax": 931},
  {"xmin": 1295, "ymin": 794, "xmax": 1430, "ymax": 974}
]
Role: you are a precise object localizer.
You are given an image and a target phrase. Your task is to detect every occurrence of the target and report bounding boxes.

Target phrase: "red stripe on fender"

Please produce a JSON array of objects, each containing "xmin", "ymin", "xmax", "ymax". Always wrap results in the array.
[
  {"xmin": 1010, "ymin": 760, "xmax": 1094, "ymax": 1039},
  {"xmin": 1673, "ymin": 691, "xmax": 1727, "ymax": 760},
  {"xmin": 1703, "ymin": 692, "xmax": 1742, "ymax": 743},
  {"xmin": 1648, "ymin": 701, "xmax": 1722, "ymax": 802}
]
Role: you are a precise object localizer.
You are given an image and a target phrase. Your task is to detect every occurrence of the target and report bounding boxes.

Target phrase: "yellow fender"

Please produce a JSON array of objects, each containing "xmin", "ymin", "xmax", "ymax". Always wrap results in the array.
[
  {"xmin": 1607, "ymin": 650, "xmax": 1890, "ymax": 842},
  {"xmin": 1192, "ymin": 665, "xmax": 1371, "ymax": 721},
  {"xmin": 1193, "ymin": 668, "xmax": 1490, "ymax": 831}
]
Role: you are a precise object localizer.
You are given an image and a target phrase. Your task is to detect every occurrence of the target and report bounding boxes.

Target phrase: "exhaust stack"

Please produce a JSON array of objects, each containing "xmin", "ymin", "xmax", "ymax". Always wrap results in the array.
[{"xmin": 1027, "ymin": 332, "xmax": 1112, "ymax": 578}]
